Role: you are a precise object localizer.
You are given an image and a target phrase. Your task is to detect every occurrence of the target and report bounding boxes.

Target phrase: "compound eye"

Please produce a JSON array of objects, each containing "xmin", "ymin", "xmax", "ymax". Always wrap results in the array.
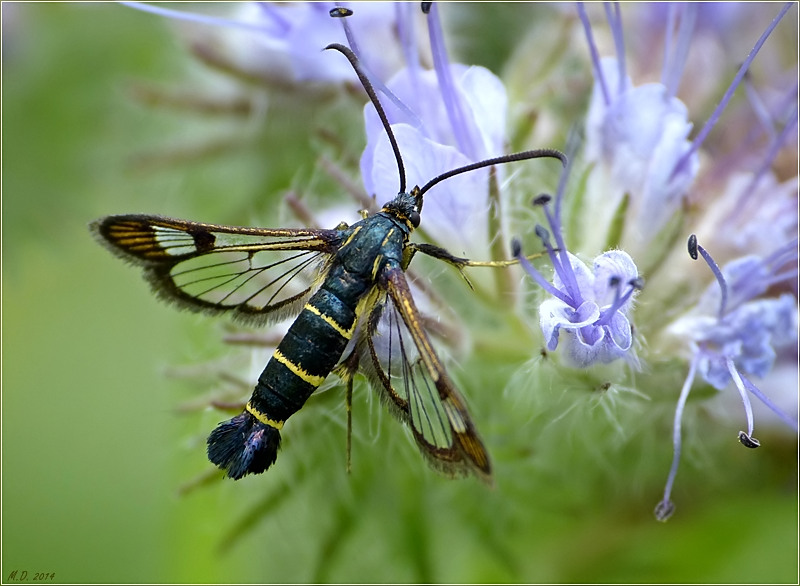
[{"xmin": 408, "ymin": 210, "xmax": 421, "ymax": 228}]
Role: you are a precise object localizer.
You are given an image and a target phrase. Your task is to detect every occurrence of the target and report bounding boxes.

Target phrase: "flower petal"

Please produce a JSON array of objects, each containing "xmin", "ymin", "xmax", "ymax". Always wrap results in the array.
[
  {"xmin": 364, "ymin": 123, "xmax": 490, "ymax": 257},
  {"xmin": 591, "ymin": 250, "xmax": 639, "ymax": 308}
]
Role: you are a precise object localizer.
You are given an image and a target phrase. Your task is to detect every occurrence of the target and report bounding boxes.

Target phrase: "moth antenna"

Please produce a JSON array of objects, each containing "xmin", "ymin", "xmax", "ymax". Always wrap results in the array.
[
  {"xmin": 325, "ymin": 43, "xmax": 407, "ymax": 194},
  {"xmin": 417, "ymin": 148, "xmax": 567, "ymax": 199}
]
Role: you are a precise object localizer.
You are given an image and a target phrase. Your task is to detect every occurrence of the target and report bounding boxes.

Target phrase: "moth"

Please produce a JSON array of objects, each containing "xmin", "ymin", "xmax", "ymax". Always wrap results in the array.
[{"xmin": 91, "ymin": 43, "xmax": 565, "ymax": 481}]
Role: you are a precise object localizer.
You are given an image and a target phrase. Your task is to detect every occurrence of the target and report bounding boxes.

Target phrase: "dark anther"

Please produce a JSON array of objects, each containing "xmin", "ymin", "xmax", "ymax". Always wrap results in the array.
[
  {"xmin": 421, "ymin": 2, "xmax": 433, "ymax": 14},
  {"xmin": 608, "ymin": 275, "xmax": 621, "ymax": 287},
  {"xmin": 654, "ymin": 499, "xmax": 675, "ymax": 522},
  {"xmin": 511, "ymin": 238, "xmax": 522, "ymax": 258},
  {"xmin": 629, "ymin": 276, "xmax": 645, "ymax": 290},
  {"xmin": 688, "ymin": 234, "xmax": 698, "ymax": 260},
  {"xmin": 532, "ymin": 193, "xmax": 552, "ymax": 206},
  {"xmin": 738, "ymin": 431, "xmax": 761, "ymax": 448},
  {"xmin": 534, "ymin": 225, "xmax": 551, "ymax": 245},
  {"xmin": 329, "ymin": 7, "xmax": 353, "ymax": 18}
]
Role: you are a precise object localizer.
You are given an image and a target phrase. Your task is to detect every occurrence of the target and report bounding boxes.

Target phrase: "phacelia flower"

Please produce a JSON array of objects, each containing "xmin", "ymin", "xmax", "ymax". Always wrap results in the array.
[
  {"xmin": 513, "ymin": 168, "xmax": 642, "ymax": 368},
  {"xmin": 655, "ymin": 235, "xmax": 798, "ymax": 521},
  {"xmin": 111, "ymin": 3, "xmax": 797, "ymax": 537},
  {"xmin": 123, "ymin": 1, "xmax": 410, "ymax": 87},
  {"xmin": 360, "ymin": 2, "xmax": 511, "ymax": 260},
  {"xmin": 578, "ymin": 2, "xmax": 699, "ymax": 267},
  {"xmin": 516, "ymin": 1, "xmax": 796, "ymax": 520}
]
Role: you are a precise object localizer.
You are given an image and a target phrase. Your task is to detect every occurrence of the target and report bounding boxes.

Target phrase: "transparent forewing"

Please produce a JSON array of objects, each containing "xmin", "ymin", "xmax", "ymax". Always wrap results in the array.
[
  {"xmin": 360, "ymin": 267, "xmax": 491, "ymax": 480},
  {"xmin": 92, "ymin": 215, "xmax": 341, "ymax": 323},
  {"xmin": 166, "ymin": 246, "xmax": 328, "ymax": 317}
]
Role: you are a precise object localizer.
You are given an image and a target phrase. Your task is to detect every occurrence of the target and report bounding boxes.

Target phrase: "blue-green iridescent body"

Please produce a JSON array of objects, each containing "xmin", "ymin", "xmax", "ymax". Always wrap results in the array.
[
  {"xmin": 251, "ymin": 197, "xmax": 413, "ymax": 420},
  {"xmin": 206, "ymin": 191, "xmax": 421, "ymax": 478}
]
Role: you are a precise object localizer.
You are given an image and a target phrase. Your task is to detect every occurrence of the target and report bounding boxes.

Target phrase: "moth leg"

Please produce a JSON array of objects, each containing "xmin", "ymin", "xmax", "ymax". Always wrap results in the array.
[
  {"xmin": 334, "ymin": 348, "xmax": 361, "ymax": 474},
  {"xmin": 409, "ymin": 242, "xmax": 544, "ymax": 268},
  {"xmin": 404, "ymin": 243, "xmax": 475, "ymax": 289}
]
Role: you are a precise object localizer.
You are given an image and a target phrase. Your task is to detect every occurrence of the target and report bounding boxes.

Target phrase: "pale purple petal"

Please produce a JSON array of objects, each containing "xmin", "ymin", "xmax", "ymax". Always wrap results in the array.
[
  {"xmin": 585, "ymin": 58, "xmax": 699, "ymax": 249},
  {"xmin": 539, "ymin": 299, "xmax": 601, "ymax": 352},
  {"xmin": 365, "ymin": 123, "xmax": 490, "ymax": 257},
  {"xmin": 592, "ymin": 250, "xmax": 639, "ymax": 308}
]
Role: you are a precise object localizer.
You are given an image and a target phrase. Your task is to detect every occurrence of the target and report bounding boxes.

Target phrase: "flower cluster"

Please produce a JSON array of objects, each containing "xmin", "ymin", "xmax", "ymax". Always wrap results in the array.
[
  {"xmin": 125, "ymin": 1, "xmax": 797, "ymax": 524},
  {"xmin": 507, "ymin": 1, "xmax": 797, "ymax": 519},
  {"xmin": 654, "ymin": 234, "xmax": 798, "ymax": 520}
]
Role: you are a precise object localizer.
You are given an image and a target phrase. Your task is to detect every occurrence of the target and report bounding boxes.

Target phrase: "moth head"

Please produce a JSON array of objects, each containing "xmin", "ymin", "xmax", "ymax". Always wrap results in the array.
[
  {"xmin": 383, "ymin": 190, "xmax": 421, "ymax": 230},
  {"xmin": 409, "ymin": 186, "xmax": 423, "ymax": 227}
]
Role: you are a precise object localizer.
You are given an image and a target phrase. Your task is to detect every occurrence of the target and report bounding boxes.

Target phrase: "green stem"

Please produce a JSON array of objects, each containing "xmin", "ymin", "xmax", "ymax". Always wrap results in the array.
[{"xmin": 488, "ymin": 166, "xmax": 516, "ymax": 301}]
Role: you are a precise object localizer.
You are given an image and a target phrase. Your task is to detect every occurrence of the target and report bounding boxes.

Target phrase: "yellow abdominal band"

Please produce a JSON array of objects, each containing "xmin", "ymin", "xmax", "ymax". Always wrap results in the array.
[{"xmin": 246, "ymin": 402, "xmax": 284, "ymax": 430}]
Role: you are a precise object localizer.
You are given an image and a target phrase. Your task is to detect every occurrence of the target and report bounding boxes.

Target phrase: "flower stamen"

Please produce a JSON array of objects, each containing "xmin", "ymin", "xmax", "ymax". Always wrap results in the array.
[
  {"xmin": 533, "ymin": 192, "xmax": 582, "ymax": 308},
  {"xmin": 577, "ymin": 3, "xmax": 610, "ymax": 106},
  {"xmin": 596, "ymin": 276, "xmax": 643, "ymax": 326},
  {"xmin": 670, "ymin": 2, "xmax": 794, "ymax": 181},
  {"xmin": 688, "ymin": 234, "xmax": 729, "ymax": 319},
  {"xmin": 743, "ymin": 71, "xmax": 779, "ymax": 142},
  {"xmin": 330, "ymin": 7, "xmax": 422, "ymax": 132},
  {"xmin": 512, "ymin": 239, "xmax": 571, "ymax": 304},
  {"xmin": 121, "ymin": 1, "xmax": 274, "ymax": 34},
  {"xmin": 655, "ymin": 351, "xmax": 701, "ymax": 522},
  {"xmin": 662, "ymin": 4, "xmax": 697, "ymax": 100},
  {"xmin": 603, "ymin": 2, "xmax": 626, "ymax": 97},
  {"xmin": 726, "ymin": 357, "xmax": 759, "ymax": 447},
  {"xmin": 425, "ymin": 2, "xmax": 478, "ymax": 159},
  {"xmin": 741, "ymin": 373, "xmax": 800, "ymax": 432}
]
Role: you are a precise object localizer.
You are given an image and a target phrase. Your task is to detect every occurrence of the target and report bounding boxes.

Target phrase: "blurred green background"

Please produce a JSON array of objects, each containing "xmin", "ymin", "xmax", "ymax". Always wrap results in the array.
[{"xmin": 2, "ymin": 3, "xmax": 796, "ymax": 583}]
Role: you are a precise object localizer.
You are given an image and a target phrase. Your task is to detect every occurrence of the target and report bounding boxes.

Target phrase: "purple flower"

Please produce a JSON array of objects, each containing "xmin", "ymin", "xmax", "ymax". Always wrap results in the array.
[
  {"xmin": 359, "ymin": 3, "xmax": 509, "ymax": 259},
  {"xmin": 513, "ymin": 154, "xmax": 642, "ymax": 369},
  {"xmin": 579, "ymin": 3, "xmax": 699, "ymax": 261},
  {"xmin": 655, "ymin": 236, "xmax": 798, "ymax": 521},
  {"xmin": 123, "ymin": 2, "xmax": 405, "ymax": 85},
  {"xmin": 537, "ymin": 250, "xmax": 640, "ymax": 368},
  {"xmin": 584, "ymin": 58, "xmax": 698, "ymax": 251}
]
